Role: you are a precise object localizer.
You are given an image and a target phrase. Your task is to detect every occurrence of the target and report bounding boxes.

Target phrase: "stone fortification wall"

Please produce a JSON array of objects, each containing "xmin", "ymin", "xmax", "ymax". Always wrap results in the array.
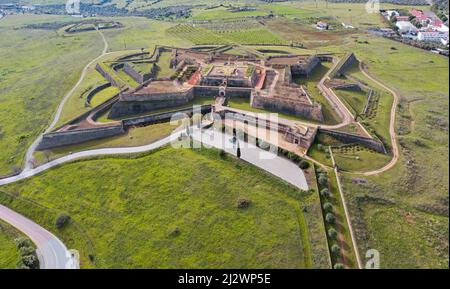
[
  {"xmin": 219, "ymin": 109, "xmax": 316, "ymax": 149},
  {"xmin": 37, "ymin": 125, "xmax": 126, "ymax": 151},
  {"xmin": 319, "ymin": 128, "xmax": 387, "ymax": 154},
  {"xmin": 194, "ymin": 86, "xmax": 251, "ymax": 98},
  {"xmin": 123, "ymin": 105, "xmax": 212, "ymax": 127},
  {"xmin": 109, "ymin": 86, "xmax": 251, "ymax": 118},
  {"xmin": 109, "ymin": 91, "xmax": 194, "ymax": 118},
  {"xmin": 291, "ymin": 55, "xmax": 320, "ymax": 77},
  {"xmin": 95, "ymin": 63, "xmax": 121, "ymax": 87},
  {"xmin": 123, "ymin": 63, "xmax": 144, "ymax": 84},
  {"xmin": 200, "ymin": 76, "xmax": 251, "ymax": 87},
  {"xmin": 37, "ymin": 105, "xmax": 213, "ymax": 150},
  {"xmin": 284, "ymin": 66, "xmax": 292, "ymax": 85},
  {"xmin": 85, "ymin": 82, "xmax": 111, "ymax": 106},
  {"xmin": 329, "ymin": 53, "xmax": 357, "ymax": 78},
  {"xmin": 251, "ymin": 94, "xmax": 324, "ymax": 122}
]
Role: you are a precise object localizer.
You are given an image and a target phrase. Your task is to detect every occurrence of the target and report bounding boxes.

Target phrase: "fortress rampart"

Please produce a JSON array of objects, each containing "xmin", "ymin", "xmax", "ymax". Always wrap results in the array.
[
  {"xmin": 37, "ymin": 125, "xmax": 126, "ymax": 150},
  {"xmin": 85, "ymin": 82, "xmax": 111, "ymax": 106},
  {"xmin": 123, "ymin": 63, "xmax": 145, "ymax": 84},
  {"xmin": 291, "ymin": 55, "xmax": 320, "ymax": 77},
  {"xmin": 109, "ymin": 85, "xmax": 251, "ymax": 118},
  {"xmin": 251, "ymin": 93, "xmax": 324, "ymax": 122},
  {"xmin": 319, "ymin": 128, "xmax": 387, "ymax": 154},
  {"xmin": 95, "ymin": 63, "xmax": 122, "ymax": 87},
  {"xmin": 329, "ymin": 53, "xmax": 357, "ymax": 78},
  {"xmin": 123, "ymin": 105, "xmax": 212, "ymax": 127},
  {"xmin": 37, "ymin": 105, "xmax": 213, "ymax": 150}
]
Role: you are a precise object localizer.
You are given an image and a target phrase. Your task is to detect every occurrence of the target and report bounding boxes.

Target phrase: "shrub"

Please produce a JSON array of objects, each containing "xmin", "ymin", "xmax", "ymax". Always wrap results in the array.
[
  {"xmin": 325, "ymin": 213, "xmax": 336, "ymax": 224},
  {"xmin": 298, "ymin": 160, "xmax": 310, "ymax": 170},
  {"xmin": 334, "ymin": 263, "xmax": 345, "ymax": 269},
  {"xmin": 318, "ymin": 174, "xmax": 328, "ymax": 187},
  {"xmin": 331, "ymin": 244, "xmax": 341, "ymax": 255},
  {"xmin": 320, "ymin": 188, "xmax": 330, "ymax": 198},
  {"xmin": 19, "ymin": 246, "xmax": 35, "ymax": 257},
  {"xmin": 237, "ymin": 198, "xmax": 251, "ymax": 209},
  {"xmin": 328, "ymin": 228, "xmax": 338, "ymax": 239},
  {"xmin": 15, "ymin": 237, "xmax": 33, "ymax": 249},
  {"xmin": 219, "ymin": 149, "xmax": 226, "ymax": 159},
  {"xmin": 20, "ymin": 254, "xmax": 39, "ymax": 269},
  {"xmin": 169, "ymin": 227, "xmax": 181, "ymax": 237},
  {"xmin": 323, "ymin": 202, "xmax": 333, "ymax": 212},
  {"xmin": 55, "ymin": 213, "xmax": 71, "ymax": 230}
]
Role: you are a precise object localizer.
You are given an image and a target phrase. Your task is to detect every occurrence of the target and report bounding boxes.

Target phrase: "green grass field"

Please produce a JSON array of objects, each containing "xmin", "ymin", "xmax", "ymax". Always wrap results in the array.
[
  {"xmin": 0, "ymin": 1, "xmax": 448, "ymax": 269},
  {"xmin": 167, "ymin": 24, "xmax": 288, "ymax": 46},
  {"xmin": 33, "ymin": 122, "xmax": 177, "ymax": 166},
  {"xmin": 326, "ymin": 36, "xmax": 449, "ymax": 268},
  {"xmin": 0, "ymin": 14, "xmax": 103, "ymax": 176},
  {"xmin": 332, "ymin": 145, "xmax": 391, "ymax": 172},
  {"xmin": 0, "ymin": 221, "xmax": 21, "ymax": 269},
  {"xmin": 333, "ymin": 88, "xmax": 367, "ymax": 116},
  {"xmin": 2, "ymin": 146, "xmax": 329, "ymax": 268}
]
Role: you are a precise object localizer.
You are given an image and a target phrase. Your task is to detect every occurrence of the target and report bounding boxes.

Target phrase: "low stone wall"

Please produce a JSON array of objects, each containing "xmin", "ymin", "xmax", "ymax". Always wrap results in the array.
[
  {"xmin": 330, "ymin": 53, "xmax": 357, "ymax": 78},
  {"xmin": 85, "ymin": 82, "xmax": 111, "ymax": 106},
  {"xmin": 110, "ymin": 85, "xmax": 251, "ymax": 118},
  {"xmin": 291, "ymin": 55, "xmax": 320, "ymax": 77},
  {"xmin": 319, "ymin": 128, "xmax": 387, "ymax": 154},
  {"xmin": 284, "ymin": 66, "xmax": 292, "ymax": 85},
  {"xmin": 109, "ymin": 88, "xmax": 195, "ymax": 118},
  {"xmin": 123, "ymin": 105, "xmax": 212, "ymax": 127},
  {"xmin": 194, "ymin": 86, "xmax": 252, "ymax": 98},
  {"xmin": 251, "ymin": 94, "xmax": 324, "ymax": 122},
  {"xmin": 123, "ymin": 63, "xmax": 144, "ymax": 84},
  {"xmin": 219, "ymin": 109, "xmax": 316, "ymax": 149},
  {"xmin": 37, "ymin": 125, "xmax": 126, "ymax": 151},
  {"xmin": 200, "ymin": 76, "xmax": 251, "ymax": 88},
  {"xmin": 95, "ymin": 63, "xmax": 121, "ymax": 87}
]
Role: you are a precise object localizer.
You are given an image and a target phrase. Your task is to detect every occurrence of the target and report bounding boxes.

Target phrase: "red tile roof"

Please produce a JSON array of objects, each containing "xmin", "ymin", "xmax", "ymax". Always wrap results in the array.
[{"xmin": 409, "ymin": 8, "xmax": 424, "ymax": 18}]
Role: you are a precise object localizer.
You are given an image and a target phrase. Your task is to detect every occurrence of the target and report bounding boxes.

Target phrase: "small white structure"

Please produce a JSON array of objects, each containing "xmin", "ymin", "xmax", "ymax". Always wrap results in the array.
[
  {"xmin": 396, "ymin": 21, "xmax": 417, "ymax": 34},
  {"xmin": 385, "ymin": 10, "xmax": 399, "ymax": 20},
  {"xmin": 417, "ymin": 30, "xmax": 448, "ymax": 42},
  {"xmin": 316, "ymin": 21, "xmax": 329, "ymax": 30}
]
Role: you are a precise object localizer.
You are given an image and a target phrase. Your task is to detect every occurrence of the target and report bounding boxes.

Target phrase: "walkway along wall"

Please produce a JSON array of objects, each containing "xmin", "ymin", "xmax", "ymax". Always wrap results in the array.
[
  {"xmin": 37, "ymin": 125, "xmax": 126, "ymax": 150},
  {"xmin": 109, "ymin": 86, "xmax": 251, "ymax": 118},
  {"xmin": 123, "ymin": 105, "xmax": 212, "ymax": 127},
  {"xmin": 85, "ymin": 82, "xmax": 111, "ymax": 106},
  {"xmin": 37, "ymin": 105, "xmax": 213, "ymax": 150},
  {"xmin": 95, "ymin": 63, "xmax": 122, "ymax": 87},
  {"xmin": 251, "ymin": 93, "xmax": 324, "ymax": 122},
  {"xmin": 329, "ymin": 53, "xmax": 357, "ymax": 78},
  {"xmin": 319, "ymin": 128, "xmax": 387, "ymax": 154}
]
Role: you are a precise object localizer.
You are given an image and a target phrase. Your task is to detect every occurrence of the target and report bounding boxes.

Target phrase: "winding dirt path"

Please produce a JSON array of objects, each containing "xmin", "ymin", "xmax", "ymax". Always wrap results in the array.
[
  {"xmin": 358, "ymin": 62, "xmax": 399, "ymax": 176},
  {"xmin": 0, "ymin": 29, "xmax": 110, "ymax": 269},
  {"xmin": 24, "ymin": 29, "xmax": 111, "ymax": 171}
]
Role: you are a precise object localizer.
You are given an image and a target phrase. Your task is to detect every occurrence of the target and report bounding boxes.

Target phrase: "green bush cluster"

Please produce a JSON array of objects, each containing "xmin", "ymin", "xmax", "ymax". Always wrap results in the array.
[{"xmin": 14, "ymin": 237, "xmax": 39, "ymax": 269}]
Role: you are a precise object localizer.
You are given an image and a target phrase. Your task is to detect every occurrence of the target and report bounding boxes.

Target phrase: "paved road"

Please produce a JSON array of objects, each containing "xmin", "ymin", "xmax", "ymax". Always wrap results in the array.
[
  {"xmin": 0, "ymin": 132, "xmax": 183, "ymax": 186},
  {"xmin": 192, "ymin": 128, "xmax": 309, "ymax": 190},
  {"xmin": 0, "ymin": 204, "xmax": 77, "ymax": 269},
  {"xmin": 1, "ymin": 127, "xmax": 308, "ymax": 189}
]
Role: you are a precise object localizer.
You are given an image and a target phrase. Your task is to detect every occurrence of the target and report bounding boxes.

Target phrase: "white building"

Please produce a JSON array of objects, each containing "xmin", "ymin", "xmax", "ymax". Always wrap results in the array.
[
  {"xmin": 396, "ymin": 21, "xmax": 418, "ymax": 34},
  {"xmin": 385, "ymin": 10, "xmax": 399, "ymax": 20},
  {"xmin": 417, "ymin": 30, "xmax": 449, "ymax": 42}
]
